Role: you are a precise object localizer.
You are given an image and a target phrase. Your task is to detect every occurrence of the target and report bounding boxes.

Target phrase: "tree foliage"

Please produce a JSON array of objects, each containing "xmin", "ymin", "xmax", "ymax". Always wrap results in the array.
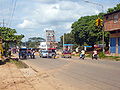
[
  {"xmin": 60, "ymin": 33, "xmax": 75, "ymax": 44},
  {"xmin": 0, "ymin": 27, "xmax": 24, "ymax": 43},
  {"xmin": 60, "ymin": 12, "xmax": 109, "ymax": 47},
  {"xmin": 0, "ymin": 27, "xmax": 24, "ymax": 56},
  {"xmin": 71, "ymin": 13, "xmax": 110, "ymax": 46},
  {"xmin": 107, "ymin": 3, "xmax": 120, "ymax": 13},
  {"xmin": 25, "ymin": 37, "xmax": 45, "ymax": 48}
]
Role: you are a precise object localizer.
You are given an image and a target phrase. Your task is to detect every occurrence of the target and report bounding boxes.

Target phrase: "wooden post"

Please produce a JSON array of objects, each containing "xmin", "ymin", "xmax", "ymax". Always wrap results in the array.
[{"xmin": 0, "ymin": 37, "xmax": 3, "ymax": 60}]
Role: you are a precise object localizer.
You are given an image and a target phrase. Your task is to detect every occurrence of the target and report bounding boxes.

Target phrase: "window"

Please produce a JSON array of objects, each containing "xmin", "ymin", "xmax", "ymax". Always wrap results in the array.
[
  {"xmin": 114, "ymin": 14, "xmax": 118, "ymax": 23},
  {"xmin": 106, "ymin": 16, "xmax": 109, "ymax": 20}
]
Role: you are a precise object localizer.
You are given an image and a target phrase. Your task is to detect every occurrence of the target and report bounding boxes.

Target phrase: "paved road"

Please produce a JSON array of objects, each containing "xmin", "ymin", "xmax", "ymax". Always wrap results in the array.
[{"xmin": 22, "ymin": 56, "xmax": 120, "ymax": 90}]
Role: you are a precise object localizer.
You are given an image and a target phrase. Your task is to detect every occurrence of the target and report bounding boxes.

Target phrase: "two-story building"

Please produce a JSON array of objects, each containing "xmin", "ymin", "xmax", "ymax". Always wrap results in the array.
[{"xmin": 104, "ymin": 10, "xmax": 120, "ymax": 55}]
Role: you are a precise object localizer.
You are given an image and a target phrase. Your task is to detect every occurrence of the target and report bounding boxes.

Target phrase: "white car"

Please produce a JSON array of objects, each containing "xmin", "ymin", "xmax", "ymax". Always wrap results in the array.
[
  {"xmin": 39, "ymin": 50, "xmax": 49, "ymax": 58},
  {"xmin": 39, "ymin": 50, "xmax": 56, "ymax": 58}
]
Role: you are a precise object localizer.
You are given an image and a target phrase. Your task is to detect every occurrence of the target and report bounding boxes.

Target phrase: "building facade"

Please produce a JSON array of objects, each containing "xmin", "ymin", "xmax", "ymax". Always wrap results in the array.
[
  {"xmin": 39, "ymin": 42, "xmax": 47, "ymax": 50},
  {"xmin": 46, "ymin": 30, "xmax": 56, "ymax": 49},
  {"xmin": 104, "ymin": 10, "xmax": 120, "ymax": 55}
]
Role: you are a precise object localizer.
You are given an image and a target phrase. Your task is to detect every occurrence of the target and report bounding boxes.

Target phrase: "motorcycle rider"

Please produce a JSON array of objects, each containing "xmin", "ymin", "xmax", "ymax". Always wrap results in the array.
[
  {"xmin": 80, "ymin": 49, "xmax": 85, "ymax": 59},
  {"xmin": 92, "ymin": 49, "xmax": 98, "ymax": 59}
]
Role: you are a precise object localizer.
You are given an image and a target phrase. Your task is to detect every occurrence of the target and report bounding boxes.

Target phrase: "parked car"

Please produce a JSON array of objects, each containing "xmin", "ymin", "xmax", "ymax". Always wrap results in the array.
[
  {"xmin": 48, "ymin": 48, "xmax": 56, "ymax": 59},
  {"xmin": 39, "ymin": 49, "xmax": 56, "ymax": 58},
  {"xmin": 39, "ymin": 50, "xmax": 49, "ymax": 58},
  {"xmin": 61, "ymin": 50, "xmax": 72, "ymax": 58},
  {"xmin": 48, "ymin": 50, "xmax": 56, "ymax": 59}
]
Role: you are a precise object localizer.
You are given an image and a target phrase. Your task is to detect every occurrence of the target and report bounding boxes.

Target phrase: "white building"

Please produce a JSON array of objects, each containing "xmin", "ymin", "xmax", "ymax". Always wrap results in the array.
[{"xmin": 39, "ymin": 42, "xmax": 48, "ymax": 50}]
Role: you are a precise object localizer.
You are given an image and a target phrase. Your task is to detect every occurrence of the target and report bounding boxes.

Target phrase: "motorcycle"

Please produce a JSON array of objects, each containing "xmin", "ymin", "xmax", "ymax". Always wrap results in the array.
[
  {"xmin": 92, "ymin": 54, "xmax": 98, "ymax": 60},
  {"xmin": 80, "ymin": 54, "xmax": 85, "ymax": 60}
]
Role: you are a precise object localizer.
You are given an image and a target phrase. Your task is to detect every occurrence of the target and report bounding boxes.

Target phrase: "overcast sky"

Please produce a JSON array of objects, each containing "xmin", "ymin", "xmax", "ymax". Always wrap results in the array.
[{"xmin": 0, "ymin": 0, "xmax": 120, "ymax": 41}]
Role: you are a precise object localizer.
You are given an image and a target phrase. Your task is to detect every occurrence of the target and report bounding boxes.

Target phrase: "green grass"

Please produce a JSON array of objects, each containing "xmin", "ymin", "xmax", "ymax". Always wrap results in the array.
[
  {"xmin": 86, "ymin": 52, "xmax": 120, "ymax": 61},
  {"xmin": 99, "ymin": 52, "xmax": 106, "ymax": 58},
  {"xmin": 10, "ymin": 60, "xmax": 29, "ymax": 68},
  {"xmin": 105, "ymin": 56, "xmax": 120, "ymax": 61}
]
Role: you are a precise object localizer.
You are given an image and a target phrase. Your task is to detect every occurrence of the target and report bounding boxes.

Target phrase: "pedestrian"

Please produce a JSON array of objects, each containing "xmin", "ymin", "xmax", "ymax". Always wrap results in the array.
[
  {"xmin": 31, "ymin": 50, "xmax": 35, "ymax": 59},
  {"xmin": 8, "ymin": 48, "xmax": 11, "ymax": 57},
  {"xmin": 18, "ymin": 49, "xmax": 22, "ymax": 59}
]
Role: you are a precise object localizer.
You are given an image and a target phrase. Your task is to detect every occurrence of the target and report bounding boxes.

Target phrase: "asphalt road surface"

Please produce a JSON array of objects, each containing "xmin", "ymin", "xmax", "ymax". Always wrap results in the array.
[{"xmin": 22, "ymin": 56, "xmax": 120, "ymax": 90}]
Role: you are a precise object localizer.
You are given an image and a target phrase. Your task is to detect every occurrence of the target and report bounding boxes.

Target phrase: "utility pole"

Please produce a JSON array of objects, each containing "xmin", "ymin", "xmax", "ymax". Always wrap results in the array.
[
  {"xmin": 63, "ymin": 33, "xmax": 64, "ymax": 51},
  {"xmin": 0, "ymin": 19, "xmax": 4, "ymax": 60}
]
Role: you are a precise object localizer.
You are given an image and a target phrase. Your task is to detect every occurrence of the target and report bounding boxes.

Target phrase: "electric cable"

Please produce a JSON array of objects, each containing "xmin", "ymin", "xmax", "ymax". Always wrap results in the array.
[{"xmin": 8, "ymin": 0, "xmax": 18, "ymax": 27}]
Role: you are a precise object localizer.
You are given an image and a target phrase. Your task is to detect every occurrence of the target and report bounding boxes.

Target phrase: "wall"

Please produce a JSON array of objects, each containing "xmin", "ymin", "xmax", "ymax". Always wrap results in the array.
[{"xmin": 104, "ymin": 11, "xmax": 120, "ymax": 31}]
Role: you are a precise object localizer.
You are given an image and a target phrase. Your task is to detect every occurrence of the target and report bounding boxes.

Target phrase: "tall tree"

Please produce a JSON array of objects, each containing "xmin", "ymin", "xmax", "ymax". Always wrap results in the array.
[
  {"xmin": 71, "ymin": 13, "xmax": 109, "ymax": 47},
  {"xmin": 60, "ymin": 33, "xmax": 74, "ymax": 44},
  {"xmin": 0, "ymin": 27, "xmax": 24, "ymax": 56},
  {"xmin": 107, "ymin": 3, "xmax": 120, "ymax": 13},
  {"xmin": 26, "ymin": 37, "xmax": 45, "ymax": 48},
  {"xmin": 0, "ymin": 27, "xmax": 24, "ymax": 43}
]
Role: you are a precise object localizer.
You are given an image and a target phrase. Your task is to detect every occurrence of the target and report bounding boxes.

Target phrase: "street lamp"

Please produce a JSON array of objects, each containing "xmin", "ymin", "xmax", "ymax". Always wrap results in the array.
[{"xmin": 84, "ymin": 0, "xmax": 105, "ymax": 53}]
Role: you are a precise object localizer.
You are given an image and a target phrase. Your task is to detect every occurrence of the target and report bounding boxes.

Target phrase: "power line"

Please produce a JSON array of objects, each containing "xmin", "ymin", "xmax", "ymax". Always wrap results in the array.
[
  {"xmin": 7, "ymin": 0, "xmax": 15, "ymax": 27},
  {"xmin": 8, "ymin": 0, "xmax": 18, "ymax": 27},
  {"xmin": 83, "ymin": 0, "xmax": 104, "ymax": 12},
  {"xmin": 0, "ymin": 0, "xmax": 15, "ymax": 27},
  {"xmin": 0, "ymin": 0, "xmax": 5, "ymax": 27}
]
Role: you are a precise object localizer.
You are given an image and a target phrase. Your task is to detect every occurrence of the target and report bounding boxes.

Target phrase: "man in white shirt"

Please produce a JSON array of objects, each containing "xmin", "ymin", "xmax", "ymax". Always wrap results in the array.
[
  {"xmin": 93, "ymin": 49, "xmax": 98, "ymax": 57},
  {"xmin": 80, "ymin": 50, "xmax": 85, "ymax": 58}
]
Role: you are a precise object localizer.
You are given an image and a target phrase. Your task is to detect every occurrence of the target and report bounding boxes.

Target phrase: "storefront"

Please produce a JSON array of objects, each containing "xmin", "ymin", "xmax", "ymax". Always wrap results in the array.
[
  {"xmin": 109, "ymin": 32, "xmax": 120, "ymax": 55},
  {"xmin": 104, "ymin": 10, "xmax": 120, "ymax": 55}
]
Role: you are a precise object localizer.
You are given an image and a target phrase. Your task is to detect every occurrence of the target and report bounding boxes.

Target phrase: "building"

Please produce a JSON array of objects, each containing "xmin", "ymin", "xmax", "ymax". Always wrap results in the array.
[
  {"xmin": 39, "ymin": 42, "xmax": 47, "ymax": 50},
  {"xmin": 104, "ymin": 10, "xmax": 120, "ymax": 55},
  {"xmin": 46, "ymin": 30, "xmax": 56, "ymax": 49}
]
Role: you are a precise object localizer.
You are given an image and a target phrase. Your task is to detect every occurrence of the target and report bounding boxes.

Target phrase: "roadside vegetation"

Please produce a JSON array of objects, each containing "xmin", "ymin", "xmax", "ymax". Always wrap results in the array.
[
  {"xmin": 0, "ymin": 27, "xmax": 24, "ymax": 57},
  {"xmin": 10, "ymin": 59, "xmax": 29, "ymax": 68},
  {"xmin": 86, "ymin": 52, "xmax": 120, "ymax": 61},
  {"xmin": 22, "ymin": 37, "xmax": 45, "ymax": 48}
]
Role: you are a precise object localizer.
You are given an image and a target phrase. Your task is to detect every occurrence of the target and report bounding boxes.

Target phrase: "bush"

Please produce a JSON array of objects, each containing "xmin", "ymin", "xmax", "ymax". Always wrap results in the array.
[
  {"xmin": 98, "ymin": 52, "xmax": 106, "ymax": 58},
  {"xmin": 86, "ymin": 54, "xmax": 92, "ymax": 57}
]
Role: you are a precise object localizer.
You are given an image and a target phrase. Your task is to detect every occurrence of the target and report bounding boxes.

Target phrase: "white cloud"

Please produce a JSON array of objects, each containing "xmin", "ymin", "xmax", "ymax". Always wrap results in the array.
[
  {"xmin": 17, "ymin": 19, "xmax": 35, "ymax": 28},
  {"xmin": 13, "ymin": 0, "xmax": 119, "ymax": 41},
  {"xmin": 94, "ymin": 10, "xmax": 100, "ymax": 15},
  {"xmin": 16, "ymin": 0, "xmax": 106, "ymax": 40},
  {"xmin": 23, "ymin": 1, "xmax": 85, "ymax": 25}
]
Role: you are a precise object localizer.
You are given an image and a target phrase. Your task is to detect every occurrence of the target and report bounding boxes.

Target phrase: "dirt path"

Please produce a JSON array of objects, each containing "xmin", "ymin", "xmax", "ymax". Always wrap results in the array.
[
  {"xmin": 0, "ymin": 62, "xmax": 77, "ymax": 90},
  {"xmin": 0, "ymin": 63, "xmax": 55, "ymax": 90}
]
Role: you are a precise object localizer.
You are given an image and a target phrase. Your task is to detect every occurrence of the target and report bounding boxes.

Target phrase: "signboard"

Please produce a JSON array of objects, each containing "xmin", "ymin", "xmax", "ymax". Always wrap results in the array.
[
  {"xmin": 64, "ymin": 44, "xmax": 73, "ymax": 46},
  {"xmin": 84, "ymin": 46, "xmax": 92, "ymax": 47}
]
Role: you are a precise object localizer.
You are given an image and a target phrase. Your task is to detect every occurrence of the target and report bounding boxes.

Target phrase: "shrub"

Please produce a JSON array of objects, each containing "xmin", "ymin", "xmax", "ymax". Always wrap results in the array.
[{"xmin": 98, "ymin": 52, "xmax": 106, "ymax": 58}]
